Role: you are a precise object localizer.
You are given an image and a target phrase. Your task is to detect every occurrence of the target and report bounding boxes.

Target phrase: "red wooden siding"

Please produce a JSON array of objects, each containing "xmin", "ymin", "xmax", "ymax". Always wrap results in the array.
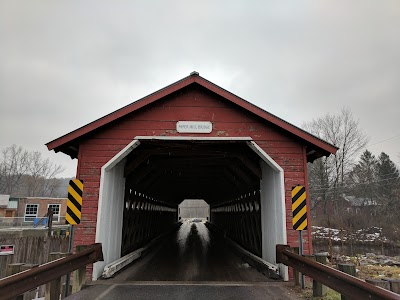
[{"xmin": 74, "ymin": 84, "xmax": 311, "ymax": 258}]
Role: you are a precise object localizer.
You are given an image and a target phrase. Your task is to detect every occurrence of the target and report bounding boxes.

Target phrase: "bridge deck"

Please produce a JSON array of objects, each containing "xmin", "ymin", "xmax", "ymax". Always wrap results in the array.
[{"xmin": 66, "ymin": 221, "xmax": 299, "ymax": 299}]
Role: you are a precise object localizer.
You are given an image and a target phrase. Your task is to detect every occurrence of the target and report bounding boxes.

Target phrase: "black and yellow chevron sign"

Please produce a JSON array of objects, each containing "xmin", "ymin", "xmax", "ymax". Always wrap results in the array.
[
  {"xmin": 66, "ymin": 179, "xmax": 83, "ymax": 225},
  {"xmin": 292, "ymin": 185, "xmax": 307, "ymax": 231}
]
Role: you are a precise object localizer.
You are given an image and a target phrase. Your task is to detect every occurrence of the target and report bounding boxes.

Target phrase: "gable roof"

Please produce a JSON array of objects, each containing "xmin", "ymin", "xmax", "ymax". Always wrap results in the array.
[{"xmin": 46, "ymin": 72, "xmax": 337, "ymax": 160}]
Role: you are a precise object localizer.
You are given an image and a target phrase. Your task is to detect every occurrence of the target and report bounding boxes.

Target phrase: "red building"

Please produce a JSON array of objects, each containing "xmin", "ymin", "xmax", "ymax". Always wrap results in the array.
[{"xmin": 47, "ymin": 72, "xmax": 336, "ymax": 280}]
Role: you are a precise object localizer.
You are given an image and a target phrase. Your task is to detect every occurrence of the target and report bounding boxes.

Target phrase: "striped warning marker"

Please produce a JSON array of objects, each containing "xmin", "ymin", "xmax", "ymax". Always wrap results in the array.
[
  {"xmin": 66, "ymin": 179, "xmax": 83, "ymax": 225},
  {"xmin": 291, "ymin": 185, "xmax": 307, "ymax": 231}
]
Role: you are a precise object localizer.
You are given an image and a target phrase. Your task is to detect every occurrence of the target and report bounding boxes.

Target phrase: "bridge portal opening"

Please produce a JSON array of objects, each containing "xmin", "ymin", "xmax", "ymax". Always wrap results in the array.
[
  {"xmin": 94, "ymin": 137, "xmax": 287, "ymax": 281},
  {"xmin": 178, "ymin": 199, "xmax": 209, "ymax": 221}
]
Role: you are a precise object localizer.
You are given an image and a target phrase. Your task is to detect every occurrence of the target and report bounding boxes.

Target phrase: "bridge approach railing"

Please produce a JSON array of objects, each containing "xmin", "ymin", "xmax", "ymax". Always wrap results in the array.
[
  {"xmin": 0, "ymin": 243, "xmax": 103, "ymax": 300},
  {"xmin": 276, "ymin": 244, "xmax": 400, "ymax": 300}
]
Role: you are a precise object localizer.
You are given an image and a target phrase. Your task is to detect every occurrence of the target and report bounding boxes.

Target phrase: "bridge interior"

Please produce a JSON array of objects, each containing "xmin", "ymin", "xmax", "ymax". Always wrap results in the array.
[
  {"xmin": 95, "ymin": 139, "xmax": 287, "ymax": 281},
  {"xmin": 121, "ymin": 140, "xmax": 262, "ymax": 257}
]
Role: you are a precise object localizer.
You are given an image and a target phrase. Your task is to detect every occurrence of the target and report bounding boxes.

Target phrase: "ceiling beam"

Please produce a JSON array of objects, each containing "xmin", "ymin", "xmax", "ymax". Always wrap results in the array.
[
  {"xmin": 233, "ymin": 154, "xmax": 262, "ymax": 179},
  {"xmin": 124, "ymin": 152, "xmax": 152, "ymax": 177}
]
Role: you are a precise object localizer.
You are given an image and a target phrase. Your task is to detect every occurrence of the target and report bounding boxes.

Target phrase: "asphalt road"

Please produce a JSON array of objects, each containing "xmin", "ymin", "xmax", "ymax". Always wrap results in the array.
[
  {"xmin": 121, "ymin": 220, "xmax": 270, "ymax": 282},
  {"xmin": 66, "ymin": 221, "xmax": 300, "ymax": 300}
]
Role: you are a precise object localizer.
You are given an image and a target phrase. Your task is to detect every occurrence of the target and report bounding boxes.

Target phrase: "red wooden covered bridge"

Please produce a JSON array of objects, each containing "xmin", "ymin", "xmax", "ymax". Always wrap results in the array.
[{"xmin": 46, "ymin": 72, "xmax": 336, "ymax": 281}]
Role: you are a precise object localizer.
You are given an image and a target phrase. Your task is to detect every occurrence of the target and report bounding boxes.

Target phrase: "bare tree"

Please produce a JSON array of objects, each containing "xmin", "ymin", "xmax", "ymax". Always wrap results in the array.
[
  {"xmin": 0, "ymin": 145, "xmax": 29, "ymax": 195},
  {"xmin": 307, "ymin": 155, "xmax": 333, "ymax": 215},
  {"xmin": 303, "ymin": 108, "xmax": 369, "ymax": 217},
  {"xmin": 25, "ymin": 151, "xmax": 64, "ymax": 196},
  {"xmin": 0, "ymin": 145, "xmax": 65, "ymax": 197}
]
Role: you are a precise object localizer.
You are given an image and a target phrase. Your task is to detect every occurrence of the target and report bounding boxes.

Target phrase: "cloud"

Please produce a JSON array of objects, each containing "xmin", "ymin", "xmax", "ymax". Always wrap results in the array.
[{"xmin": 1, "ymin": 0, "xmax": 399, "ymax": 177}]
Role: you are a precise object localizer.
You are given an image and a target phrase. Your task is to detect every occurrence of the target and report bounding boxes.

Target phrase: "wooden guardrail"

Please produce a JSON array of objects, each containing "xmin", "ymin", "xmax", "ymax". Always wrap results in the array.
[
  {"xmin": 276, "ymin": 244, "xmax": 400, "ymax": 300},
  {"xmin": 0, "ymin": 243, "xmax": 103, "ymax": 300}
]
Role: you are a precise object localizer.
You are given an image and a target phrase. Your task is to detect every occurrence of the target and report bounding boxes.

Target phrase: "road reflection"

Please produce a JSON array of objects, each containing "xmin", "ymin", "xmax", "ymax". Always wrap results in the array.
[
  {"xmin": 125, "ymin": 220, "xmax": 269, "ymax": 282},
  {"xmin": 177, "ymin": 220, "xmax": 210, "ymax": 255},
  {"xmin": 177, "ymin": 220, "xmax": 191, "ymax": 254}
]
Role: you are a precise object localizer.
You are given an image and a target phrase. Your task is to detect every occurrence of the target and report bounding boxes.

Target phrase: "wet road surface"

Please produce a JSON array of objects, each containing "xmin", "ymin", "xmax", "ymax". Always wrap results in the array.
[
  {"xmin": 66, "ymin": 221, "xmax": 300, "ymax": 299},
  {"xmin": 120, "ymin": 220, "xmax": 269, "ymax": 282}
]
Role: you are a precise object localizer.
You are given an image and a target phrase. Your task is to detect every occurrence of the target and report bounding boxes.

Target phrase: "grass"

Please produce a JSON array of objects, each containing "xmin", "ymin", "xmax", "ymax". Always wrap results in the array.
[
  {"xmin": 290, "ymin": 285, "xmax": 341, "ymax": 300},
  {"xmin": 357, "ymin": 264, "xmax": 400, "ymax": 279},
  {"xmin": 302, "ymin": 288, "xmax": 341, "ymax": 300},
  {"xmin": 289, "ymin": 262, "xmax": 400, "ymax": 299}
]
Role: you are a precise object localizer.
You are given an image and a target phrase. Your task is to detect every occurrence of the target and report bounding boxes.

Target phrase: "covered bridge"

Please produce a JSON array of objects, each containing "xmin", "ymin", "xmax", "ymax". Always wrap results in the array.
[{"xmin": 46, "ymin": 72, "xmax": 337, "ymax": 280}]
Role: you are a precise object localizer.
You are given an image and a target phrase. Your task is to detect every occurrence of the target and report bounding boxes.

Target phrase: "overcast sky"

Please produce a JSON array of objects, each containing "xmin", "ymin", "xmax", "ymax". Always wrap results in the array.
[{"xmin": 1, "ymin": 1, "xmax": 399, "ymax": 177}]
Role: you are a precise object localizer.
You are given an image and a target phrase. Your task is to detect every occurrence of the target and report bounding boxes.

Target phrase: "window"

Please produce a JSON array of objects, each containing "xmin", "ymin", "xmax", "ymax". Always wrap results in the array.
[
  {"xmin": 24, "ymin": 204, "xmax": 39, "ymax": 222},
  {"xmin": 48, "ymin": 204, "xmax": 61, "ymax": 222}
]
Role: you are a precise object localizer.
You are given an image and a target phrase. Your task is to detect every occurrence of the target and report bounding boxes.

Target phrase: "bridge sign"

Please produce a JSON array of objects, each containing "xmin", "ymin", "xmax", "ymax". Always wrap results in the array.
[
  {"xmin": 291, "ymin": 185, "xmax": 307, "ymax": 231},
  {"xmin": 176, "ymin": 121, "xmax": 212, "ymax": 133},
  {"xmin": 66, "ymin": 179, "xmax": 83, "ymax": 225}
]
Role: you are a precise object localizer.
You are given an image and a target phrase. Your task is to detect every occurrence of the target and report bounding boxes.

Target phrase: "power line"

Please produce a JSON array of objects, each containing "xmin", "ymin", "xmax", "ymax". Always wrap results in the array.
[
  {"xmin": 311, "ymin": 183, "xmax": 397, "ymax": 195},
  {"xmin": 310, "ymin": 181, "xmax": 398, "ymax": 196},
  {"xmin": 309, "ymin": 171, "xmax": 400, "ymax": 189},
  {"xmin": 309, "ymin": 176, "xmax": 400, "ymax": 192},
  {"xmin": 352, "ymin": 133, "xmax": 400, "ymax": 157},
  {"xmin": 367, "ymin": 134, "xmax": 400, "ymax": 147},
  {"xmin": 310, "ymin": 180, "xmax": 399, "ymax": 192}
]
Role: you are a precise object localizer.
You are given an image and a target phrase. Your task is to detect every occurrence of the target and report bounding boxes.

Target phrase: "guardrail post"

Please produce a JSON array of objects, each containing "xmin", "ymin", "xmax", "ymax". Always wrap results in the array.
[
  {"xmin": 365, "ymin": 279, "xmax": 390, "ymax": 290},
  {"xmin": 338, "ymin": 263, "xmax": 356, "ymax": 300},
  {"xmin": 60, "ymin": 252, "xmax": 72, "ymax": 298},
  {"xmin": 21, "ymin": 264, "xmax": 40, "ymax": 300},
  {"xmin": 302, "ymin": 254, "xmax": 314, "ymax": 289},
  {"xmin": 72, "ymin": 245, "xmax": 90, "ymax": 294},
  {"xmin": 383, "ymin": 279, "xmax": 400, "ymax": 293},
  {"xmin": 292, "ymin": 247, "xmax": 300, "ymax": 286},
  {"xmin": 46, "ymin": 252, "xmax": 62, "ymax": 300},
  {"xmin": 313, "ymin": 253, "xmax": 327, "ymax": 297},
  {"xmin": 6, "ymin": 263, "xmax": 24, "ymax": 300}
]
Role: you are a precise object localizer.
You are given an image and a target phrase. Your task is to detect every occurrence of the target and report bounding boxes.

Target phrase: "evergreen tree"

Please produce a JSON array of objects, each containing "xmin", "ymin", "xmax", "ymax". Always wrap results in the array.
[
  {"xmin": 373, "ymin": 152, "xmax": 400, "ymax": 237},
  {"xmin": 348, "ymin": 150, "xmax": 378, "ymax": 204},
  {"xmin": 376, "ymin": 152, "xmax": 400, "ymax": 203}
]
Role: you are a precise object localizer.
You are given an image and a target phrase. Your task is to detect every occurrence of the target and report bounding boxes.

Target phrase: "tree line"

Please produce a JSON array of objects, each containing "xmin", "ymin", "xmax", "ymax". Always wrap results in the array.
[
  {"xmin": 0, "ymin": 145, "xmax": 69, "ymax": 197},
  {"xmin": 303, "ymin": 108, "xmax": 400, "ymax": 240}
]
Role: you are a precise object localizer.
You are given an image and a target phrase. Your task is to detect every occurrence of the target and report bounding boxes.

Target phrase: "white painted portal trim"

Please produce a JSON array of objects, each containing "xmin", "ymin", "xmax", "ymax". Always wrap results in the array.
[
  {"xmin": 247, "ymin": 141, "xmax": 288, "ymax": 281},
  {"xmin": 94, "ymin": 136, "xmax": 288, "ymax": 280},
  {"xmin": 246, "ymin": 141, "xmax": 284, "ymax": 173},
  {"xmin": 103, "ymin": 140, "xmax": 142, "ymax": 171},
  {"xmin": 94, "ymin": 140, "xmax": 141, "ymax": 280},
  {"xmin": 134, "ymin": 136, "xmax": 253, "ymax": 141}
]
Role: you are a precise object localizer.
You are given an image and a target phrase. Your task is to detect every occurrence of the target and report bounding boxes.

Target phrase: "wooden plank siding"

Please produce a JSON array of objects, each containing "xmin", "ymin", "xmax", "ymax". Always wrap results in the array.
[{"xmin": 74, "ymin": 85, "xmax": 311, "ymax": 267}]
